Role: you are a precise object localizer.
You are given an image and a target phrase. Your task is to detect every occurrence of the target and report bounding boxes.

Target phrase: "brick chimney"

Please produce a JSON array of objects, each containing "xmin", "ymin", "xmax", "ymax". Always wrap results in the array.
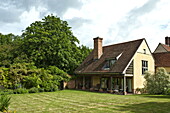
[
  {"xmin": 93, "ymin": 37, "xmax": 103, "ymax": 59},
  {"xmin": 165, "ymin": 36, "xmax": 170, "ymax": 46}
]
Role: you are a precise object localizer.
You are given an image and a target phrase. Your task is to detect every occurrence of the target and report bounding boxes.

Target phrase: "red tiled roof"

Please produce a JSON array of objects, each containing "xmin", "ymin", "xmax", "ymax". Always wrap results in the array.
[
  {"xmin": 75, "ymin": 38, "xmax": 144, "ymax": 74},
  {"xmin": 153, "ymin": 52, "xmax": 170, "ymax": 67},
  {"xmin": 161, "ymin": 44, "xmax": 170, "ymax": 52}
]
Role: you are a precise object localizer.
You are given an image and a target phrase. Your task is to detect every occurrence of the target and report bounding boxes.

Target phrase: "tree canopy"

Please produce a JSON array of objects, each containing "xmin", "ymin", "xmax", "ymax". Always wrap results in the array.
[
  {"xmin": 21, "ymin": 15, "xmax": 90, "ymax": 74},
  {"xmin": 0, "ymin": 33, "xmax": 22, "ymax": 67},
  {"xmin": 0, "ymin": 14, "xmax": 91, "ymax": 92},
  {"xmin": 0, "ymin": 14, "xmax": 91, "ymax": 74}
]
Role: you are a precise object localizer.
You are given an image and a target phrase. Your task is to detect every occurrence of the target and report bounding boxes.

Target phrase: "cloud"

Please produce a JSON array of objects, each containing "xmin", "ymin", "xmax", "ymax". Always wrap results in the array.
[
  {"xmin": 45, "ymin": 0, "xmax": 83, "ymax": 16},
  {"xmin": 0, "ymin": 0, "xmax": 170, "ymax": 52},
  {"xmin": 0, "ymin": 8, "xmax": 21, "ymax": 23},
  {"xmin": 66, "ymin": 17, "xmax": 91, "ymax": 29},
  {"xmin": 116, "ymin": 0, "xmax": 160, "ymax": 40},
  {"xmin": 0, "ymin": 0, "xmax": 83, "ymax": 35}
]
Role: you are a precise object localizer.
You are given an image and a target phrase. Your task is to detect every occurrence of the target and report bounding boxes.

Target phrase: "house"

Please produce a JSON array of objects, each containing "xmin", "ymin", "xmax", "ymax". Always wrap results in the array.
[
  {"xmin": 74, "ymin": 37, "xmax": 155, "ymax": 94},
  {"xmin": 153, "ymin": 37, "xmax": 170, "ymax": 74}
]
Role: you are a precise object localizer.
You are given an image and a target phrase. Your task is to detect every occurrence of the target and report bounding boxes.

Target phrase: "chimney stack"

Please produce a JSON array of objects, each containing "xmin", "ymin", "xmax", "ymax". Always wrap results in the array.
[
  {"xmin": 93, "ymin": 37, "xmax": 103, "ymax": 60},
  {"xmin": 165, "ymin": 36, "xmax": 170, "ymax": 46}
]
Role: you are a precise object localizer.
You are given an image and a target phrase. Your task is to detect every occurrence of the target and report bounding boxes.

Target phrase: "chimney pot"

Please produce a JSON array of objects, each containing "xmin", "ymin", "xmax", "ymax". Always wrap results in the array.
[
  {"xmin": 165, "ymin": 36, "xmax": 170, "ymax": 46},
  {"xmin": 93, "ymin": 37, "xmax": 103, "ymax": 59}
]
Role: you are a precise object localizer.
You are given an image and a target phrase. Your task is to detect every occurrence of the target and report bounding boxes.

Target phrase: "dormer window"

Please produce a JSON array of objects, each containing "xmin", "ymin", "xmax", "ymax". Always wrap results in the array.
[{"xmin": 103, "ymin": 58, "xmax": 116, "ymax": 70}]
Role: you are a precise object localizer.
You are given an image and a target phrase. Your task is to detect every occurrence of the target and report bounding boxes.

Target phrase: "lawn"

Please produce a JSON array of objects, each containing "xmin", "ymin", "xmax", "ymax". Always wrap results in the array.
[{"xmin": 8, "ymin": 90, "xmax": 170, "ymax": 113}]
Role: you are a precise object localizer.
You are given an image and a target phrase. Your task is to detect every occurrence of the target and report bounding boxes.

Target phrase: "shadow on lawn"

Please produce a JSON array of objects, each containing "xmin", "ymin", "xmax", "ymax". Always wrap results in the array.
[
  {"xmin": 141, "ymin": 95, "xmax": 170, "ymax": 99},
  {"xmin": 115, "ymin": 102, "xmax": 170, "ymax": 113},
  {"xmin": 132, "ymin": 94, "xmax": 170, "ymax": 99}
]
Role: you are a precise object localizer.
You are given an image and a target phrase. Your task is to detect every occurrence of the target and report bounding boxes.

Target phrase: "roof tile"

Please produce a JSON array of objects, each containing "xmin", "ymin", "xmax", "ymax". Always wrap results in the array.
[
  {"xmin": 153, "ymin": 52, "xmax": 170, "ymax": 67},
  {"xmin": 75, "ymin": 38, "xmax": 144, "ymax": 74}
]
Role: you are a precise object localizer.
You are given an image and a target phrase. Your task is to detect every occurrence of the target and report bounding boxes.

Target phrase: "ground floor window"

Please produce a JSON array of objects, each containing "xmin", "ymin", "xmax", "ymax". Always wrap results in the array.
[
  {"xmin": 112, "ymin": 78, "xmax": 123, "ymax": 90},
  {"xmin": 101, "ymin": 78, "xmax": 108, "ymax": 89},
  {"xmin": 142, "ymin": 60, "xmax": 148, "ymax": 75}
]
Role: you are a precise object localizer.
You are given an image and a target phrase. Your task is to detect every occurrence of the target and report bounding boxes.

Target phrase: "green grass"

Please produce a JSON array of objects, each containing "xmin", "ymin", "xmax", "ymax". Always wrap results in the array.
[{"xmin": 8, "ymin": 90, "xmax": 170, "ymax": 113}]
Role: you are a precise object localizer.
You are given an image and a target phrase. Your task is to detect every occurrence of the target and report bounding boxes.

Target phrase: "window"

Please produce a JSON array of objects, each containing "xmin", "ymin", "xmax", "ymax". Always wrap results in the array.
[
  {"xmin": 103, "ymin": 59, "xmax": 116, "ymax": 70},
  {"xmin": 143, "ymin": 49, "xmax": 146, "ymax": 54},
  {"xmin": 142, "ymin": 60, "xmax": 148, "ymax": 74}
]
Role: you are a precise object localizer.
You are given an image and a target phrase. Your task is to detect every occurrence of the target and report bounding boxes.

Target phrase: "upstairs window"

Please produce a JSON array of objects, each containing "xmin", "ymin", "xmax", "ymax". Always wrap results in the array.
[
  {"xmin": 143, "ymin": 49, "xmax": 146, "ymax": 54},
  {"xmin": 103, "ymin": 59, "xmax": 116, "ymax": 70},
  {"xmin": 142, "ymin": 60, "xmax": 148, "ymax": 74}
]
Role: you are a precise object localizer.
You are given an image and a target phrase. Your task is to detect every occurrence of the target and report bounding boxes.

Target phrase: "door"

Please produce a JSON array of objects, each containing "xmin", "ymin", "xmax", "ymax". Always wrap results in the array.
[{"xmin": 126, "ymin": 78, "xmax": 132, "ymax": 92}]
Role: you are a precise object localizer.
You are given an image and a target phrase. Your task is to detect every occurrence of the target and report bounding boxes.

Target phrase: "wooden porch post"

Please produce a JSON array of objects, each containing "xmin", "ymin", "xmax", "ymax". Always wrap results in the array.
[
  {"xmin": 110, "ymin": 76, "xmax": 113, "ymax": 93},
  {"xmin": 123, "ymin": 76, "xmax": 127, "ymax": 95},
  {"xmin": 90, "ymin": 76, "xmax": 94, "ymax": 91},
  {"xmin": 99, "ymin": 76, "xmax": 103, "ymax": 92},
  {"xmin": 82, "ymin": 76, "xmax": 85, "ymax": 90}
]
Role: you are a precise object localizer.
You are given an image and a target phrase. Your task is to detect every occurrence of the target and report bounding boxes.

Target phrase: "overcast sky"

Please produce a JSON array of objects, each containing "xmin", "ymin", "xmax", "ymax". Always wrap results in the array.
[{"xmin": 0, "ymin": 0, "xmax": 170, "ymax": 51}]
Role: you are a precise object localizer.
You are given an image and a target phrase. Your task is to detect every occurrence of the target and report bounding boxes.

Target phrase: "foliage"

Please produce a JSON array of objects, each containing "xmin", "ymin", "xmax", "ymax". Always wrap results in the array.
[
  {"xmin": 0, "ymin": 14, "xmax": 91, "ymax": 94},
  {"xmin": 0, "ymin": 63, "xmax": 69, "ymax": 92},
  {"xmin": 0, "ymin": 94, "xmax": 11, "ymax": 112},
  {"xmin": 21, "ymin": 14, "xmax": 88, "ymax": 74},
  {"xmin": 0, "ymin": 33, "xmax": 22, "ymax": 67},
  {"xmin": 0, "ymin": 89, "xmax": 14, "ymax": 95},
  {"xmin": 0, "ymin": 15, "xmax": 91, "ymax": 75},
  {"xmin": 13, "ymin": 88, "xmax": 28, "ymax": 94},
  {"xmin": 29, "ymin": 87, "xmax": 39, "ymax": 93},
  {"xmin": 144, "ymin": 68, "xmax": 170, "ymax": 94},
  {"xmin": 135, "ymin": 88, "xmax": 146, "ymax": 94}
]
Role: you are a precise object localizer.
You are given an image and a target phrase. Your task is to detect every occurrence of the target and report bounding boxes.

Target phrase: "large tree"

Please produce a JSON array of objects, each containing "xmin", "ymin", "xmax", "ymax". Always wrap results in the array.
[
  {"xmin": 0, "ymin": 33, "xmax": 22, "ymax": 67},
  {"xmin": 21, "ymin": 15, "xmax": 85, "ymax": 74}
]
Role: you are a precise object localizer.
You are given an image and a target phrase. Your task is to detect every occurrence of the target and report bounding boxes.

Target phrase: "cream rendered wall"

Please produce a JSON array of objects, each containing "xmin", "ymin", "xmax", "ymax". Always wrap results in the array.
[
  {"xmin": 164, "ymin": 67, "xmax": 170, "ymax": 73},
  {"xmin": 133, "ymin": 40, "xmax": 155, "ymax": 90},
  {"xmin": 156, "ymin": 67, "xmax": 170, "ymax": 74},
  {"xmin": 92, "ymin": 76, "xmax": 100, "ymax": 87}
]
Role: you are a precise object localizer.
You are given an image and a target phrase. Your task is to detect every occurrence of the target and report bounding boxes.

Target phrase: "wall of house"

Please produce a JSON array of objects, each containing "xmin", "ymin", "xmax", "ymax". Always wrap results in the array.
[
  {"xmin": 67, "ymin": 80, "xmax": 76, "ymax": 89},
  {"xmin": 164, "ymin": 67, "xmax": 170, "ymax": 74},
  {"xmin": 156, "ymin": 67, "xmax": 170, "ymax": 74},
  {"xmin": 133, "ymin": 40, "xmax": 155, "ymax": 92},
  {"xmin": 92, "ymin": 76, "xmax": 100, "ymax": 87}
]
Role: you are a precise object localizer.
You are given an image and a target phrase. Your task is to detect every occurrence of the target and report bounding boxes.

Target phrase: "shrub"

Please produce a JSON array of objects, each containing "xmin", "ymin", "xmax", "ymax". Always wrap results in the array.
[
  {"xmin": 38, "ymin": 88, "xmax": 44, "ymax": 92},
  {"xmin": 13, "ymin": 88, "xmax": 28, "ymax": 94},
  {"xmin": 0, "ymin": 95, "xmax": 11, "ymax": 112},
  {"xmin": 165, "ymin": 88, "xmax": 170, "ymax": 95},
  {"xmin": 144, "ymin": 68, "xmax": 170, "ymax": 94},
  {"xmin": 2, "ymin": 89, "xmax": 14, "ymax": 95},
  {"xmin": 29, "ymin": 87, "xmax": 39, "ymax": 93}
]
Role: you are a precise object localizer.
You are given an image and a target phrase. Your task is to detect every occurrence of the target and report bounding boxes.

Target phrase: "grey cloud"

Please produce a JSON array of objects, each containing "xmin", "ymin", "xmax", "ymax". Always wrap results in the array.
[
  {"xmin": 67, "ymin": 17, "xmax": 91, "ymax": 29},
  {"xmin": 0, "ymin": 0, "xmax": 83, "ymax": 23},
  {"xmin": 116, "ymin": 0, "xmax": 160, "ymax": 38},
  {"xmin": 0, "ymin": 8, "xmax": 21, "ymax": 23},
  {"xmin": 46, "ymin": 0, "xmax": 83, "ymax": 16}
]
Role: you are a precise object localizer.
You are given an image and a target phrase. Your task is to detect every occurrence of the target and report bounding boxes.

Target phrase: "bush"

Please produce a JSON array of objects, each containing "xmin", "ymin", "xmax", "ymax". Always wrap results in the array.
[
  {"xmin": 0, "ymin": 95, "xmax": 11, "ymax": 112},
  {"xmin": 144, "ymin": 68, "xmax": 170, "ymax": 94},
  {"xmin": 13, "ymin": 88, "xmax": 28, "ymax": 94},
  {"xmin": 165, "ymin": 88, "xmax": 170, "ymax": 95},
  {"xmin": 1, "ymin": 89, "xmax": 14, "ymax": 95},
  {"xmin": 38, "ymin": 88, "xmax": 44, "ymax": 92},
  {"xmin": 29, "ymin": 87, "xmax": 39, "ymax": 93}
]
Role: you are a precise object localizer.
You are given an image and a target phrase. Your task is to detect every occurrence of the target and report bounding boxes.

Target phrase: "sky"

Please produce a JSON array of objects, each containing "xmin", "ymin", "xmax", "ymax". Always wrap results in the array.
[{"xmin": 0, "ymin": 0, "xmax": 170, "ymax": 52}]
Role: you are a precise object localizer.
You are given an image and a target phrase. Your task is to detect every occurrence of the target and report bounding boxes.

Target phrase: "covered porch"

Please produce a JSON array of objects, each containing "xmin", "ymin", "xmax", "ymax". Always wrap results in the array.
[{"xmin": 75, "ymin": 74, "xmax": 133, "ymax": 95}]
